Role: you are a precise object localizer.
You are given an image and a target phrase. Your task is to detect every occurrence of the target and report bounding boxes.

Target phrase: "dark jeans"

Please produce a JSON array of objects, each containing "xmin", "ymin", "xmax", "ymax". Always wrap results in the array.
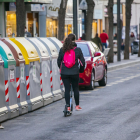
[
  {"xmin": 102, "ymin": 43, "xmax": 107, "ymax": 52},
  {"xmin": 61, "ymin": 74, "xmax": 79, "ymax": 107}
]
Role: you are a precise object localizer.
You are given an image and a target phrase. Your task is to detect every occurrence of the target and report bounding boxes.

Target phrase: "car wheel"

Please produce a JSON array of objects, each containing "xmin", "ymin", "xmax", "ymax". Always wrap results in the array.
[
  {"xmin": 86, "ymin": 71, "xmax": 95, "ymax": 90},
  {"xmin": 98, "ymin": 69, "xmax": 107, "ymax": 86}
]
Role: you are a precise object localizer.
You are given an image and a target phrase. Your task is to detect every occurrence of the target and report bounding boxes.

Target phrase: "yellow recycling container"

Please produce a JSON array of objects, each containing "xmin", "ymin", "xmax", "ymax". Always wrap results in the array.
[{"xmin": 9, "ymin": 37, "xmax": 43, "ymax": 112}]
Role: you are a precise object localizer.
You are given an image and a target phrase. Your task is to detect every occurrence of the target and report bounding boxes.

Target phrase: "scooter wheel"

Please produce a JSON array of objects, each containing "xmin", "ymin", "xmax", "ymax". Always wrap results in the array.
[{"xmin": 63, "ymin": 105, "xmax": 67, "ymax": 117}]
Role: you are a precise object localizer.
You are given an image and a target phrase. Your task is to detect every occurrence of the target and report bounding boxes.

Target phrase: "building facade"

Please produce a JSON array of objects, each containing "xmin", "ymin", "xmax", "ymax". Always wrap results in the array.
[{"xmin": 0, "ymin": 0, "xmax": 51, "ymax": 37}]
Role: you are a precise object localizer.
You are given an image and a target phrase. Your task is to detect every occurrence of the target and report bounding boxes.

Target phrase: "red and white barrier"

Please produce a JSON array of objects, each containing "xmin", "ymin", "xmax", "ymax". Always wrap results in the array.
[
  {"xmin": 16, "ymin": 78, "xmax": 20, "ymax": 98},
  {"xmin": 40, "ymin": 73, "xmax": 42, "ymax": 92},
  {"xmin": 5, "ymin": 80, "xmax": 9, "ymax": 102},
  {"xmin": 60, "ymin": 76, "xmax": 63, "ymax": 85},
  {"xmin": 26, "ymin": 76, "xmax": 30, "ymax": 96},
  {"xmin": 50, "ymin": 70, "xmax": 53, "ymax": 88}
]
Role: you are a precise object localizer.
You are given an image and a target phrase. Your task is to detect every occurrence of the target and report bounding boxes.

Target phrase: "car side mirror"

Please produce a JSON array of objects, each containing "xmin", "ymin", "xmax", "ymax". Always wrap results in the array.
[{"xmin": 94, "ymin": 52, "xmax": 101, "ymax": 57}]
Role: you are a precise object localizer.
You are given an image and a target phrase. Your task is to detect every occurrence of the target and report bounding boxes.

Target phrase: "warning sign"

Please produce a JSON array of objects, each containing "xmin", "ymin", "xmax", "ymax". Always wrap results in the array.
[
  {"xmin": 20, "ymin": 66, "xmax": 24, "ymax": 81},
  {"xmin": 33, "ymin": 65, "xmax": 36, "ymax": 78},
  {"xmin": 79, "ymin": 0, "xmax": 87, "ymax": 10},
  {"xmin": 10, "ymin": 70, "xmax": 15, "ymax": 82}
]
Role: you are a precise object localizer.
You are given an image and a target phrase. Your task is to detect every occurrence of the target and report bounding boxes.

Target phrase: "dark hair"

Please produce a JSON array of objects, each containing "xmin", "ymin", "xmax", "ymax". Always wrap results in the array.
[
  {"xmin": 68, "ymin": 33, "xmax": 76, "ymax": 41},
  {"xmin": 62, "ymin": 37, "xmax": 74, "ymax": 53},
  {"xmin": 95, "ymin": 33, "xmax": 98, "ymax": 37},
  {"xmin": 103, "ymin": 30, "xmax": 105, "ymax": 32},
  {"xmin": 130, "ymin": 32, "xmax": 135, "ymax": 37},
  {"xmin": 81, "ymin": 33, "xmax": 86, "ymax": 40}
]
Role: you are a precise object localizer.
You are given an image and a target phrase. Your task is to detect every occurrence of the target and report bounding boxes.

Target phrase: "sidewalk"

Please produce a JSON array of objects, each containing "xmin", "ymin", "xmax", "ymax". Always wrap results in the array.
[{"xmin": 108, "ymin": 54, "xmax": 140, "ymax": 71}]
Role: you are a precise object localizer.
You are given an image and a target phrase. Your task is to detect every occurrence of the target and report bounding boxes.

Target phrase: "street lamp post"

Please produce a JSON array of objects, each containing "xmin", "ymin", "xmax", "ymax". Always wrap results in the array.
[
  {"xmin": 117, "ymin": 0, "xmax": 121, "ymax": 61},
  {"xmin": 73, "ymin": 0, "xmax": 78, "ymax": 39}
]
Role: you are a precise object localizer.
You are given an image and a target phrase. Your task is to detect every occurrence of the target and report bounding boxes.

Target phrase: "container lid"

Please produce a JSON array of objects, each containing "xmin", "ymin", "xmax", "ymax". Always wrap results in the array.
[
  {"xmin": 28, "ymin": 38, "xmax": 49, "ymax": 57},
  {"xmin": 0, "ymin": 41, "xmax": 15, "ymax": 60},
  {"xmin": 39, "ymin": 38, "xmax": 58, "ymax": 57},
  {"xmin": 10, "ymin": 38, "xmax": 40, "ymax": 65},
  {"xmin": 5, "ymin": 38, "xmax": 24, "ymax": 60},
  {"xmin": 48, "ymin": 37, "xmax": 63, "ymax": 49},
  {"xmin": 0, "ymin": 41, "xmax": 16, "ymax": 68}
]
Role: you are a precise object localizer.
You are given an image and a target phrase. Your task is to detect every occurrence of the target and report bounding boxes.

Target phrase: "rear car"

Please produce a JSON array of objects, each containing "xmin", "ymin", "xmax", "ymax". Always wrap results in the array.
[
  {"xmin": 131, "ymin": 40, "xmax": 139, "ymax": 55},
  {"xmin": 77, "ymin": 41, "xmax": 107, "ymax": 90}
]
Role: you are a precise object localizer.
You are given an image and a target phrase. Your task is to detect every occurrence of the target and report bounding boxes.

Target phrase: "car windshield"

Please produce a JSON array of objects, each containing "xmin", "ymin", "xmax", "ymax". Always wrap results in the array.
[
  {"xmin": 133, "ymin": 41, "xmax": 139, "ymax": 45},
  {"xmin": 90, "ymin": 42, "xmax": 100, "ymax": 52},
  {"xmin": 77, "ymin": 43, "xmax": 90, "ymax": 57}
]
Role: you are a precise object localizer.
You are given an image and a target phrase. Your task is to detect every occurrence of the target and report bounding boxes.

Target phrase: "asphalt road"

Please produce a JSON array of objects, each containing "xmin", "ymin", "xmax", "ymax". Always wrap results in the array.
[{"xmin": 0, "ymin": 64, "xmax": 140, "ymax": 140}]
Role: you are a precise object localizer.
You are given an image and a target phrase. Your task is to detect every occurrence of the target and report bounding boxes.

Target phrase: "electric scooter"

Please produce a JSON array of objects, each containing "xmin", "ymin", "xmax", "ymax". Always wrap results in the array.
[{"xmin": 63, "ymin": 84, "xmax": 73, "ymax": 117}]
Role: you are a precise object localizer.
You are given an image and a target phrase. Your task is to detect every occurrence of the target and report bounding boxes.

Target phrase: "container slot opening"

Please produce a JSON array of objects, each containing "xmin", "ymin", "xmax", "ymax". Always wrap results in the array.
[
  {"xmin": 8, "ymin": 54, "xmax": 12, "ymax": 56},
  {"xmin": 19, "ymin": 53, "xmax": 22, "ymax": 56}
]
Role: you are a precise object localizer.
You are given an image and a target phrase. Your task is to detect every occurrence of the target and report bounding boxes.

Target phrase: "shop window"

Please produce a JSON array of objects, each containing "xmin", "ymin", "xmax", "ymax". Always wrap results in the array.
[
  {"xmin": 92, "ymin": 20, "xmax": 97, "ymax": 38},
  {"xmin": 27, "ymin": 13, "xmax": 33, "ymax": 37},
  {"xmin": 46, "ymin": 18, "xmax": 57, "ymax": 37},
  {"xmin": 6, "ymin": 11, "xmax": 16, "ymax": 37},
  {"xmin": 26, "ymin": 13, "xmax": 39, "ymax": 37},
  {"xmin": 65, "ymin": 24, "xmax": 72, "ymax": 37}
]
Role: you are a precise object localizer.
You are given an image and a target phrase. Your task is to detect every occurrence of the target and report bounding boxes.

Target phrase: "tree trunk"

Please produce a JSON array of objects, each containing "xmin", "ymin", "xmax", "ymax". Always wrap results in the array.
[
  {"xmin": 138, "ymin": 23, "xmax": 140, "ymax": 57},
  {"xmin": 107, "ymin": 0, "xmax": 114, "ymax": 63},
  {"xmin": 124, "ymin": 0, "xmax": 133, "ymax": 59},
  {"xmin": 85, "ymin": 0, "xmax": 95, "ymax": 41},
  {"xmin": 58, "ymin": 0, "xmax": 68, "ymax": 41},
  {"xmin": 16, "ymin": 0, "xmax": 25, "ymax": 37}
]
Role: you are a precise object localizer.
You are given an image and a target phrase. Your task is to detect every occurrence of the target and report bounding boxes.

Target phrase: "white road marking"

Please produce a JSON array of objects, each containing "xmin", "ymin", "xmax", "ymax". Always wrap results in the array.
[
  {"xmin": 80, "ymin": 92, "xmax": 91, "ymax": 94},
  {"xmin": 135, "ymin": 136, "xmax": 140, "ymax": 140},
  {"xmin": 94, "ymin": 89, "xmax": 99, "ymax": 91},
  {"xmin": 107, "ymin": 74, "xmax": 140, "ymax": 87}
]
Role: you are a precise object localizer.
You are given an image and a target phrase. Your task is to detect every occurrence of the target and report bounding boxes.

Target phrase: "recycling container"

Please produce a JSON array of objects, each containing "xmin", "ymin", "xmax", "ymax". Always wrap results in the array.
[
  {"xmin": 1, "ymin": 38, "xmax": 28, "ymax": 115},
  {"xmin": 0, "ymin": 41, "xmax": 19, "ymax": 119},
  {"xmin": 9, "ymin": 37, "xmax": 43, "ymax": 112},
  {"xmin": 48, "ymin": 37, "xmax": 63, "ymax": 52},
  {"xmin": 0, "ymin": 56, "xmax": 9, "ymax": 122},
  {"xmin": 38, "ymin": 38, "xmax": 63, "ymax": 101},
  {"xmin": 26, "ymin": 38, "xmax": 53, "ymax": 106},
  {"xmin": 48, "ymin": 37, "xmax": 64, "ymax": 96}
]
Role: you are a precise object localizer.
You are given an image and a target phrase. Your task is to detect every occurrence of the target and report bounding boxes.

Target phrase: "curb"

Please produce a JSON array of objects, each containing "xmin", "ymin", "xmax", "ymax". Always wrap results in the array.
[{"xmin": 108, "ymin": 59, "xmax": 140, "ymax": 71}]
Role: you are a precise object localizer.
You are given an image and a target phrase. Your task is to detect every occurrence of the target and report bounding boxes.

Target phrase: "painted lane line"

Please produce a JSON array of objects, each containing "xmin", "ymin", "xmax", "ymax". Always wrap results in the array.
[
  {"xmin": 94, "ymin": 89, "xmax": 99, "ymax": 91},
  {"xmin": 80, "ymin": 92, "xmax": 91, "ymax": 94}
]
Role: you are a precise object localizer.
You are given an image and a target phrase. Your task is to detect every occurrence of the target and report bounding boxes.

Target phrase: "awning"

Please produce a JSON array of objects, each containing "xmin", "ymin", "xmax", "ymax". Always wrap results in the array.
[{"xmin": 0, "ymin": 0, "xmax": 52, "ymax": 3}]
